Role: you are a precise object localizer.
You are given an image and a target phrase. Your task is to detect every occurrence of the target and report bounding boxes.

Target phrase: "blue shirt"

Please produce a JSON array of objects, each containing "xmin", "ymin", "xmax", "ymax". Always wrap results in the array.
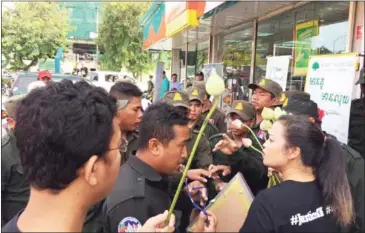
[{"xmin": 160, "ymin": 77, "xmax": 170, "ymax": 98}]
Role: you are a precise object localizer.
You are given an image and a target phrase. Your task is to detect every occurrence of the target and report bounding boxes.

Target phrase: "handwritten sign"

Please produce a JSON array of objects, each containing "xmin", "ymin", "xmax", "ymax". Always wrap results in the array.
[
  {"xmin": 305, "ymin": 54, "xmax": 358, "ymax": 144},
  {"xmin": 265, "ymin": 56, "xmax": 291, "ymax": 90}
]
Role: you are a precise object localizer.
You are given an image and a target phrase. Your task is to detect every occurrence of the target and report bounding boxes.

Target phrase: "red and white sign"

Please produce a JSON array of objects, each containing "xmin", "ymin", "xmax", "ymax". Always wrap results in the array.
[{"xmin": 356, "ymin": 25, "xmax": 363, "ymax": 40}]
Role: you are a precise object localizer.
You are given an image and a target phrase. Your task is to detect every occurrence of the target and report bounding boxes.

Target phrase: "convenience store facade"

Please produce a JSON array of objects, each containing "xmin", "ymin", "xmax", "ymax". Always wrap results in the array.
[{"xmin": 141, "ymin": 1, "xmax": 364, "ymax": 99}]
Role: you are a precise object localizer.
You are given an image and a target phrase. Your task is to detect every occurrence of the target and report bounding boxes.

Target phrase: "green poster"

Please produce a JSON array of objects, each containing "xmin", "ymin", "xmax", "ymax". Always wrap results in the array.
[{"xmin": 293, "ymin": 20, "xmax": 319, "ymax": 76}]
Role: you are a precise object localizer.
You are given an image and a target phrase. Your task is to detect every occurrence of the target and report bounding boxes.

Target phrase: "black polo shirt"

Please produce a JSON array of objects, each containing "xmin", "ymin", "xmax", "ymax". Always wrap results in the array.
[{"xmin": 103, "ymin": 155, "xmax": 172, "ymax": 233}]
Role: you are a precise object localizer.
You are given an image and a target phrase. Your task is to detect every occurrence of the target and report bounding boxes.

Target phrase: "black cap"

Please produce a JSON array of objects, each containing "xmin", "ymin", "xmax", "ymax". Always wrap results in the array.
[
  {"xmin": 355, "ymin": 67, "xmax": 365, "ymax": 85},
  {"xmin": 283, "ymin": 97, "xmax": 319, "ymax": 119}
]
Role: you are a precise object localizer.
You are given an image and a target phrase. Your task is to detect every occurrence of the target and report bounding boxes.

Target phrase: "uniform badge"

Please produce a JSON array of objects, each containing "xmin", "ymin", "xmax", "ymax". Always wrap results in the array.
[
  {"xmin": 118, "ymin": 217, "xmax": 142, "ymax": 233},
  {"xmin": 282, "ymin": 98, "xmax": 288, "ymax": 107},
  {"xmin": 258, "ymin": 79, "xmax": 266, "ymax": 86},
  {"xmin": 192, "ymin": 89, "xmax": 199, "ymax": 96},
  {"xmin": 173, "ymin": 93, "xmax": 182, "ymax": 101},
  {"xmin": 257, "ymin": 130, "xmax": 265, "ymax": 140},
  {"xmin": 235, "ymin": 102, "xmax": 243, "ymax": 110},
  {"xmin": 280, "ymin": 93, "xmax": 287, "ymax": 102}
]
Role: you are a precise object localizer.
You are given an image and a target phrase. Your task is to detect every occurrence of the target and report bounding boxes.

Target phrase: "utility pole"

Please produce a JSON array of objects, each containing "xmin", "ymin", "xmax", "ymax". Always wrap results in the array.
[{"xmin": 95, "ymin": 6, "xmax": 99, "ymax": 70}]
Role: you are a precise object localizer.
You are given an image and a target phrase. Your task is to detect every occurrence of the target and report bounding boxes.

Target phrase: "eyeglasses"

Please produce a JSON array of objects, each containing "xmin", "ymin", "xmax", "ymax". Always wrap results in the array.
[
  {"xmin": 184, "ymin": 179, "xmax": 208, "ymax": 217},
  {"xmin": 108, "ymin": 138, "xmax": 129, "ymax": 153}
]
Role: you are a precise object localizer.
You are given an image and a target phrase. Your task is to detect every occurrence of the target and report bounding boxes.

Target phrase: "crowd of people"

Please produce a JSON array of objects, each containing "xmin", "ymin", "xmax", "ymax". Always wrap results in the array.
[{"xmin": 1, "ymin": 68, "xmax": 364, "ymax": 233}]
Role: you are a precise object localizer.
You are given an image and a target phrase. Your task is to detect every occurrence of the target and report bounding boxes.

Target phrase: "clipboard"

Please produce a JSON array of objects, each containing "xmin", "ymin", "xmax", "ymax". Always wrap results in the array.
[{"xmin": 187, "ymin": 172, "xmax": 254, "ymax": 232}]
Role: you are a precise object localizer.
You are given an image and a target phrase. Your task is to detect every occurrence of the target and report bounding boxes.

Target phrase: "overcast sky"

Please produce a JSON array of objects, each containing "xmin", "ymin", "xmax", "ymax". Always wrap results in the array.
[{"xmin": 2, "ymin": 2, "xmax": 15, "ymax": 11}]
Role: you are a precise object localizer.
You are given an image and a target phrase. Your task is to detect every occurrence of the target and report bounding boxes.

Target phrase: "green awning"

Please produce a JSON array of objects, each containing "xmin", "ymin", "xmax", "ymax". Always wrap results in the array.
[{"xmin": 201, "ymin": 1, "xmax": 238, "ymax": 19}]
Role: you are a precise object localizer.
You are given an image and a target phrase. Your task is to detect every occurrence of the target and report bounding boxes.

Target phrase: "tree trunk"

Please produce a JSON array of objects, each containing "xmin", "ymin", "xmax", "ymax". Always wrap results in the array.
[{"xmin": 23, "ymin": 58, "xmax": 39, "ymax": 71}]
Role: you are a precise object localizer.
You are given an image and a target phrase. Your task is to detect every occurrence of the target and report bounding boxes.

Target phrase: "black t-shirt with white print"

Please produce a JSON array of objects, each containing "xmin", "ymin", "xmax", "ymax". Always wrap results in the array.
[{"xmin": 240, "ymin": 180, "xmax": 340, "ymax": 233}]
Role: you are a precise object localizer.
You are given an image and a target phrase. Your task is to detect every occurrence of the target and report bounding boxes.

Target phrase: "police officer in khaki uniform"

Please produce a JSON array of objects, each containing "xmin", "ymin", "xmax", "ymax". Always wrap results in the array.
[
  {"xmin": 248, "ymin": 78, "xmax": 283, "ymax": 142},
  {"xmin": 1, "ymin": 95, "xmax": 30, "ymax": 226},
  {"xmin": 185, "ymin": 86, "xmax": 220, "ymax": 140},
  {"xmin": 195, "ymin": 81, "xmax": 227, "ymax": 133},
  {"xmin": 209, "ymin": 100, "xmax": 268, "ymax": 196}
]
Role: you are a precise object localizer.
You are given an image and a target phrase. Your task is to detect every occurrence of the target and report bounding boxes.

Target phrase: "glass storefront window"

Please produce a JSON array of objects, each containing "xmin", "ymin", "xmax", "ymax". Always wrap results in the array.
[
  {"xmin": 255, "ymin": 2, "xmax": 350, "ymax": 90},
  {"xmin": 222, "ymin": 23, "xmax": 255, "ymax": 100}
]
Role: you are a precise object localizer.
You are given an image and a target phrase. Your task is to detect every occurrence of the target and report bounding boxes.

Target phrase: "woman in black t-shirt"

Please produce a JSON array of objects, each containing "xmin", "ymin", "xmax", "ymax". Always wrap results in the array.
[{"xmin": 240, "ymin": 115, "xmax": 353, "ymax": 233}]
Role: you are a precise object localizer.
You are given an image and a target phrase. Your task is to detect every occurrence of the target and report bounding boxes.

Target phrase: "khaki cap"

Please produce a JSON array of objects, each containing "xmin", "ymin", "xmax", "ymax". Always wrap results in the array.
[
  {"xmin": 273, "ymin": 90, "xmax": 311, "ymax": 107},
  {"xmin": 186, "ymin": 86, "xmax": 205, "ymax": 103},
  {"xmin": 162, "ymin": 91, "xmax": 190, "ymax": 109},
  {"xmin": 4, "ymin": 94, "xmax": 26, "ymax": 118},
  {"xmin": 227, "ymin": 100, "xmax": 256, "ymax": 121},
  {"xmin": 248, "ymin": 78, "xmax": 283, "ymax": 97}
]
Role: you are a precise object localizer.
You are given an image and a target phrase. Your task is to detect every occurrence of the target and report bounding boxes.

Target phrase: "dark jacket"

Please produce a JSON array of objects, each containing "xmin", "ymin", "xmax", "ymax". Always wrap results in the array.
[
  {"xmin": 209, "ymin": 132, "xmax": 268, "ymax": 196},
  {"xmin": 326, "ymin": 132, "xmax": 364, "ymax": 233},
  {"xmin": 1, "ymin": 131, "xmax": 30, "ymax": 226}
]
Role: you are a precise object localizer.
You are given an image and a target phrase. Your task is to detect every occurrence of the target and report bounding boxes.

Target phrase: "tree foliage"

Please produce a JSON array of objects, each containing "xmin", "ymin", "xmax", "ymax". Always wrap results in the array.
[
  {"xmin": 1, "ymin": 3, "xmax": 71, "ymax": 71},
  {"xmin": 97, "ymin": 2, "xmax": 151, "ymax": 79}
]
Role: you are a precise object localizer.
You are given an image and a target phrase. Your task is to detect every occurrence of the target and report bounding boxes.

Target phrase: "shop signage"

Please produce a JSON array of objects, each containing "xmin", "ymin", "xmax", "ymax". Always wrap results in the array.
[
  {"xmin": 142, "ymin": 3, "xmax": 166, "ymax": 50},
  {"xmin": 165, "ymin": 2, "xmax": 205, "ymax": 38},
  {"xmin": 293, "ymin": 20, "xmax": 319, "ymax": 76},
  {"xmin": 356, "ymin": 25, "xmax": 363, "ymax": 40},
  {"xmin": 265, "ymin": 56, "xmax": 291, "ymax": 90},
  {"xmin": 305, "ymin": 53, "xmax": 359, "ymax": 144}
]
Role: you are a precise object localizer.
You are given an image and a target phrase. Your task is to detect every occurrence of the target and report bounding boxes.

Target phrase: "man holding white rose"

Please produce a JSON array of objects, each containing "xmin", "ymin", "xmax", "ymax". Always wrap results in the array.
[{"xmin": 209, "ymin": 100, "xmax": 268, "ymax": 195}]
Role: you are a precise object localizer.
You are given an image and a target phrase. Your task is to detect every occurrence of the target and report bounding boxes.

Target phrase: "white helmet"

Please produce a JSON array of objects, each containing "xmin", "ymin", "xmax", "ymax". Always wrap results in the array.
[{"xmin": 27, "ymin": 80, "xmax": 46, "ymax": 93}]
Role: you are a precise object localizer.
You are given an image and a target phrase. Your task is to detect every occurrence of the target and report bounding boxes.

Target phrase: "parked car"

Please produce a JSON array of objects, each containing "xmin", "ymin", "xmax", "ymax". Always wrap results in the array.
[
  {"xmin": 89, "ymin": 71, "xmax": 145, "ymax": 92},
  {"xmin": 9, "ymin": 72, "xmax": 92, "ymax": 96}
]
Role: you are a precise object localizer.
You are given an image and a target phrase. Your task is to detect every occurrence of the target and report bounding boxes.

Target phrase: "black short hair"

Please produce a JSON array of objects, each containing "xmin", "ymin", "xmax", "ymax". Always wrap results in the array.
[
  {"xmin": 172, "ymin": 73, "xmax": 177, "ymax": 78},
  {"xmin": 138, "ymin": 102, "xmax": 189, "ymax": 149},
  {"xmin": 163, "ymin": 70, "xmax": 166, "ymax": 75},
  {"xmin": 15, "ymin": 80, "xmax": 117, "ymax": 190},
  {"xmin": 109, "ymin": 81, "xmax": 142, "ymax": 101},
  {"xmin": 196, "ymin": 72, "xmax": 204, "ymax": 77}
]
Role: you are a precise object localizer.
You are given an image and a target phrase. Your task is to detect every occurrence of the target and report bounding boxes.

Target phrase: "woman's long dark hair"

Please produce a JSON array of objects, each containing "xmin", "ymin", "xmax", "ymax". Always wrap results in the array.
[{"xmin": 278, "ymin": 115, "xmax": 353, "ymax": 226}]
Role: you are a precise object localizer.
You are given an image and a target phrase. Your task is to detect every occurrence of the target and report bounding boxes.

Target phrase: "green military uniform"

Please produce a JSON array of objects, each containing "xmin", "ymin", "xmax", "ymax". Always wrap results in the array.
[
  {"xmin": 163, "ymin": 90, "xmax": 213, "ymax": 233},
  {"xmin": 195, "ymin": 81, "xmax": 227, "ymax": 133},
  {"xmin": 162, "ymin": 90, "xmax": 213, "ymax": 170},
  {"xmin": 1, "ymin": 95, "xmax": 30, "ymax": 226},
  {"xmin": 190, "ymin": 116, "xmax": 219, "ymax": 142},
  {"xmin": 248, "ymin": 78, "xmax": 283, "ymax": 137},
  {"xmin": 186, "ymin": 86, "xmax": 220, "ymax": 140},
  {"xmin": 201, "ymin": 108, "xmax": 227, "ymax": 133},
  {"xmin": 209, "ymin": 100, "xmax": 268, "ymax": 196},
  {"xmin": 122, "ymin": 130, "xmax": 139, "ymax": 164},
  {"xmin": 284, "ymin": 94, "xmax": 364, "ymax": 233}
]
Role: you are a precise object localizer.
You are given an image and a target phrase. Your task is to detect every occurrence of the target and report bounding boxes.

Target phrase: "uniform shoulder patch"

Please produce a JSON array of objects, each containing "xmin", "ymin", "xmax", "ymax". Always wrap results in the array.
[{"xmin": 118, "ymin": 217, "xmax": 142, "ymax": 233}]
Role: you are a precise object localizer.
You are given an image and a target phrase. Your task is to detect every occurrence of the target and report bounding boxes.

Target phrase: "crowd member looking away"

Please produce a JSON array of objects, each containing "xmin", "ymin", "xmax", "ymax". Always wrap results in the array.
[
  {"xmin": 1, "ymin": 81, "xmax": 174, "ymax": 232},
  {"xmin": 160, "ymin": 70, "xmax": 170, "ymax": 99},
  {"xmin": 109, "ymin": 82, "xmax": 143, "ymax": 164}
]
